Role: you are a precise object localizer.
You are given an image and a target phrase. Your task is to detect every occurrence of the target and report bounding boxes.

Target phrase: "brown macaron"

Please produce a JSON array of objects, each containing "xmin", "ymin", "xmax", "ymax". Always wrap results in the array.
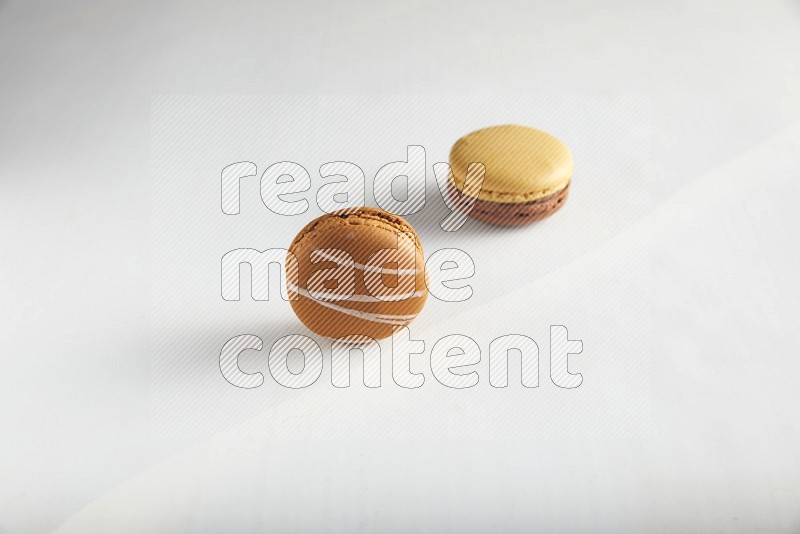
[
  {"xmin": 286, "ymin": 207, "xmax": 428, "ymax": 340},
  {"xmin": 448, "ymin": 124, "xmax": 573, "ymax": 226}
]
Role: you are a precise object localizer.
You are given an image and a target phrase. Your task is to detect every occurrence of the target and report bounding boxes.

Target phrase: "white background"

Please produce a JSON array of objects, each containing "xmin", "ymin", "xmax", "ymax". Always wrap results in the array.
[
  {"xmin": 1, "ymin": 1, "xmax": 799, "ymax": 532},
  {"xmin": 149, "ymin": 94, "xmax": 651, "ymax": 440}
]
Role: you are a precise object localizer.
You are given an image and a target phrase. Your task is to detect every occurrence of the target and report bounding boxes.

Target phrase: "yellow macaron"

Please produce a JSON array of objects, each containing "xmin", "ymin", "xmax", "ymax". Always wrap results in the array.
[{"xmin": 449, "ymin": 124, "xmax": 573, "ymax": 226}]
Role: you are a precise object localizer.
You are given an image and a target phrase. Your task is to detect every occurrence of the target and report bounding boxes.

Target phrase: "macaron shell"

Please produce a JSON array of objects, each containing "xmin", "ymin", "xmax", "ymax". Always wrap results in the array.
[
  {"xmin": 287, "ymin": 209, "xmax": 428, "ymax": 340},
  {"xmin": 448, "ymin": 179, "xmax": 570, "ymax": 227},
  {"xmin": 449, "ymin": 124, "xmax": 573, "ymax": 204}
]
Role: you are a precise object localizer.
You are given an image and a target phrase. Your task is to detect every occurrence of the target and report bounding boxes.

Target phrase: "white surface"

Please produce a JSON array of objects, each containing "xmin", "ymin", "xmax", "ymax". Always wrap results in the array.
[
  {"xmin": 1, "ymin": 1, "xmax": 799, "ymax": 532},
  {"xmin": 149, "ymin": 94, "xmax": 651, "ymax": 440}
]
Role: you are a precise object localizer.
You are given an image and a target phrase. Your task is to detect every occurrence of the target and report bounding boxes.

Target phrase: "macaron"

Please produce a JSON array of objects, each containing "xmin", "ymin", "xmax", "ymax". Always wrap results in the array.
[
  {"xmin": 448, "ymin": 124, "xmax": 573, "ymax": 226},
  {"xmin": 286, "ymin": 207, "xmax": 428, "ymax": 340}
]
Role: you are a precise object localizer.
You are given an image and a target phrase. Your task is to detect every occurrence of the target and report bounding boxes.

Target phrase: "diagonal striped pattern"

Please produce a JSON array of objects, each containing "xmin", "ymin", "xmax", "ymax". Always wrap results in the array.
[
  {"xmin": 150, "ymin": 94, "xmax": 652, "ymax": 439},
  {"xmin": 330, "ymin": 335, "xmax": 382, "ymax": 388},
  {"xmin": 286, "ymin": 207, "xmax": 429, "ymax": 340},
  {"xmin": 219, "ymin": 334, "xmax": 264, "ymax": 388}
]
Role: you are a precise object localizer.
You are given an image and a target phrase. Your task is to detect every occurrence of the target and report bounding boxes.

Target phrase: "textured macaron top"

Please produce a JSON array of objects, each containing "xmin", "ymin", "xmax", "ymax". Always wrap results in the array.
[
  {"xmin": 449, "ymin": 124, "xmax": 573, "ymax": 204},
  {"xmin": 289, "ymin": 207, "xmax": 424, "ymax": 255},
  {"xmin": 286, "ymin": 207, "xmax": 427, "ymax": 340}
]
